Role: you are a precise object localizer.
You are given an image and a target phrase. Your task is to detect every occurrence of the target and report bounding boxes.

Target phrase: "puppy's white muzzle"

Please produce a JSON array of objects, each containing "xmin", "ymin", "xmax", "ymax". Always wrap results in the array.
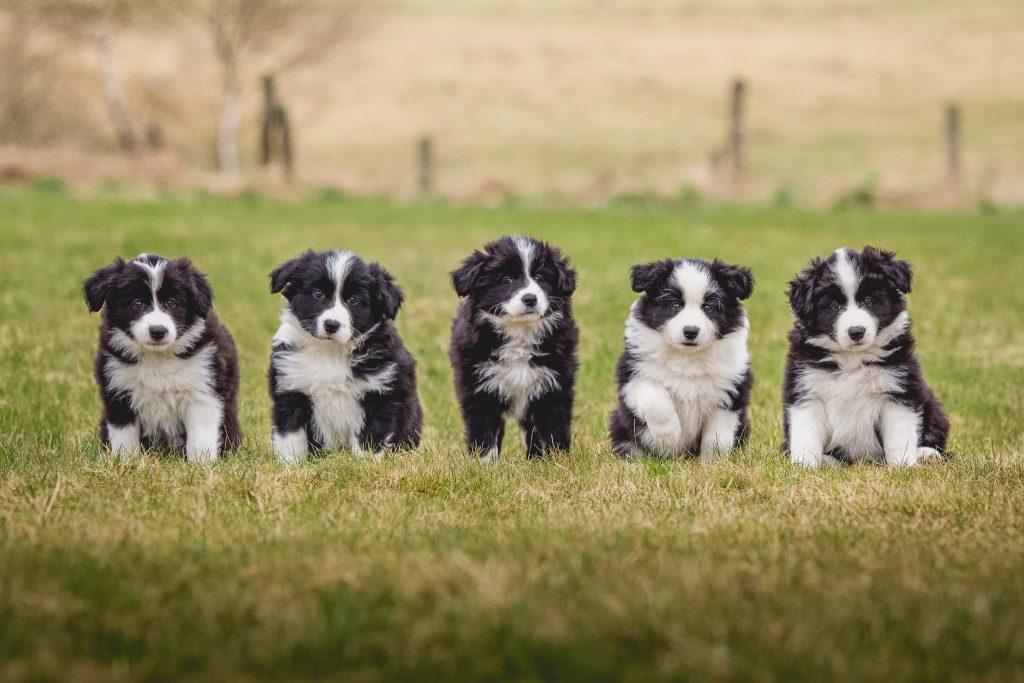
[
  {"xmin": 317, "ymin": 304, "xmax": 353, "ymax": 342},
  {"xmin": 836, "ymin": 305, "xmax": 877, "ymax": 349},
  {"xmin": 131, "ymin": 310, "xmax": 177, "ymax": 348},
  {"xmin": 503, "ymin": 279, "xmax": 548, "ymax": 320},
  {"xmin": 665, "ymin": 307, "xmax": 714, "ymax": 349}
]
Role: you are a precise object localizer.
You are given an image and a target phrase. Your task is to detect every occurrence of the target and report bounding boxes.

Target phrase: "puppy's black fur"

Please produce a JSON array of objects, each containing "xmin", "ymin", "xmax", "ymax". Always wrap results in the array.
[
  {"xmin": 449, "ymin": 236, "xmax": 579, "ymax": 460},
  {"xmin": 268, "ymin": 249, "xmax": 422, "ymax": 462},
  {"xmin": 608, "ymin": 258, "xmax": 754, "ymax": 458},
  {"xmin": 783, "ymin": 246, "xmax": 949, "ymax": 465},
  {"xmin": 83, "ymin": 254, "xmax": 242, "ymax": 459}
]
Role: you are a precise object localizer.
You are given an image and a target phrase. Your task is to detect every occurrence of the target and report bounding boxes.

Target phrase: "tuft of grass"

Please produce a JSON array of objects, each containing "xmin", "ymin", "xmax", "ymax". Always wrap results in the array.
[{"xmin": 1, "ymin": 189, "xmax": 1023, "ymax": 681}]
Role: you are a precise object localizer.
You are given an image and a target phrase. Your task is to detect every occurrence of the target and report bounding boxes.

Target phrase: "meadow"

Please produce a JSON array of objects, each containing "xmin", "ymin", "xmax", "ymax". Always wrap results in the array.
[{"xmin": 1, "ymin": 187, "xmax": 1023, "ymax": 681}]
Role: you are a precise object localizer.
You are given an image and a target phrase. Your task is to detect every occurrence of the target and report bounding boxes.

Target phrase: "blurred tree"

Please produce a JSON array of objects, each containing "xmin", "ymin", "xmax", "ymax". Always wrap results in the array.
[
  {"xmin": 19, "ymin": 0, "xmax": 161, "ymax": 151},
  {"xmin": 203, "ymin": 0, "xmax": 360, "ymax": 179}
]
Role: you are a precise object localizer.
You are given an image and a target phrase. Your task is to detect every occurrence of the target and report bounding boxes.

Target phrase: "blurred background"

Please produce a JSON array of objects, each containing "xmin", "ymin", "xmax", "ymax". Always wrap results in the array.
[{"xmin": 1, "ymin": 0, "xmax": 1022, "ymax": 208}]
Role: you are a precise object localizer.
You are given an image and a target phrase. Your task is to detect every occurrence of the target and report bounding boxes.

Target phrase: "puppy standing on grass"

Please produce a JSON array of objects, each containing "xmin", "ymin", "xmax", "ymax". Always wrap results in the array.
[
  {"xmin": 783, "ymin": 246, "xmax": 949, "ymax": 467},
  {"xmin": 83, "ymin": 254, "xmax": 243, "ymax": 461},
  {"xmin": 449, "ymin": 236, "xmax": 579, "ymax": 462},
  {"xmin": 267, "ymin": 249, "xmax": 422, "ymax": 464},
  {"xmin": 608, "ymin": 258, "xmax": 755, "ymax": 460}
]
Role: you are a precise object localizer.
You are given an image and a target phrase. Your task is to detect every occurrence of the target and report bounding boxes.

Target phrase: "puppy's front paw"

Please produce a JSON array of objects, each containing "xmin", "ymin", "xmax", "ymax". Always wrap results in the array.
[{"xmin": 916, "ymin": 447, "xmax": 943, "ymax": 464}]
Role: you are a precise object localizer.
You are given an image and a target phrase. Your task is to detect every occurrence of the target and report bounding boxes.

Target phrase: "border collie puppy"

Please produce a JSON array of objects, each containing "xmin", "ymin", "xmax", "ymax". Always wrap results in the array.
[
  {"xmin": 83, "ymin": 254, "xmax": 243, "ymax": 461},
  {"xmin": 449, "ymin": 236, "xmax": 578, "ymax": 462},
  {"xmin": 608, "ymin": 258, "xmax": 754, "ymax": 460},
  {"xmin": 268, "ymin": 249, "xmax": 422, "ymax": 463},
  {"xmin": 783, "ymin": 246, "xmax": 949, "ymax": 467}
]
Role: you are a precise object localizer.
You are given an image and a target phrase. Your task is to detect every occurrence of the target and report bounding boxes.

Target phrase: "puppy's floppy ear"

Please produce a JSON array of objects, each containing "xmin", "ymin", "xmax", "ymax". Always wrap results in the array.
[
  {"xmin": 370, "ymin": 262, "xmax": 404, "ymax": 320},
  {"xmin": 451, "ymin": 250, "xmax": 488, "ymax": 298},
  {"xmin": 630, "ymin": 259, "xmax": 674, "ymax": 293},
  {"xmin": 82, "ymin": 257, "xmax": 126, "ymax": 312},
  {"xmin": 270, "ymin": 251, "xmax": 311, "ymax": 296},
  {"xmin": 177, "ymin": 258, "xmax": 213, "ymax": 316},
  {"xmin": 711, "ymin": 259, "xmax": 755, "ymax": 300},
  {"xmin": 787, "ymin": 257, "xmax": 824, "ymax": 322},
  {"xmin": 554, "ymin": 251, "xmax": 577, "ymax": 296},
  {"xmin": 863, "ymin": 245, "xmax": 913, "ymax": 294}
]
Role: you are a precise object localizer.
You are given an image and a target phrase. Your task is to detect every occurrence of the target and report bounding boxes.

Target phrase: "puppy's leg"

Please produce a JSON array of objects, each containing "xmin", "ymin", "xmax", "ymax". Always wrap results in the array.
[
  {"xmin": 624, "ymin": 381, "xmax": 682, "ymax": 456},
  {"xmin": 880, "ymin": 401, "xmax": 921, "ymax": 468},
  {"xmin": 462, "ymin": 392, "xmax": 506, "ymax": 462},
  {"xmin": 185, "ymin": 397, "xmax": 223, "ymax": 464},
  {"xmin": 357, "ymin": 392, "xmax": 402, "ymax": 461},
  {"xmin": 700, "ymin": 408, "xmax": 741, "ymax": 463},
  {"xmin": 272, "ymin": 390, "xmax": 313, "ymax": 465},
  {"xmin": 523, "ymin": 390, "xmax": 573, "ymax": 458},
  {"xmin": 787, "ymin": 402, "xmax": 828, "ymax": 468},
  {"xmin": 101, "ymin": 390, "xmax": 141, "ymax": 457}
]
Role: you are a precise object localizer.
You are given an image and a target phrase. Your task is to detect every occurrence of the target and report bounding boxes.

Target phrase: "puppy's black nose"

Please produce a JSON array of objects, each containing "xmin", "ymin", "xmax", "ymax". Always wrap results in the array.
[
  {"xmin": 323, "ymin": 319, "xmax": 341, "ymax": 334},
  {"xmin": 522, "ymin": 293, "xmax": 538, "ymax": 307},
  {"xmin": 683, "ymin": 325, "xmax": 700, "ymax": 340},
  {"xmin": 848, "ymin": 326, "xmax": 866, "ymax": 341},
  {"xmin": 149, "ymin": 325, "xmax": 167, "ymax": 341}
]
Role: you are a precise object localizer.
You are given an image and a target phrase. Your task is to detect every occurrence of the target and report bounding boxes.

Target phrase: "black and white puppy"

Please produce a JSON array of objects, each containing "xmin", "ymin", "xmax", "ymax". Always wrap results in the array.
[
  {"xmin": 783, "ymin": 246, "xmax": 949, "ymax": 467},
  {"xmin": 608, "ymin": 258, "xmax": 754, "ymax": 460},
  {"xmin": 268, "ymin": 249, "xmax": 422, "ymax": 463},
  {"xmin": 449, "ymin": 236, "xmax": 579, "ymax": 462},
  {"xmin": 83, "ymin": 254, "xmax": 243, "ymax": 461}
]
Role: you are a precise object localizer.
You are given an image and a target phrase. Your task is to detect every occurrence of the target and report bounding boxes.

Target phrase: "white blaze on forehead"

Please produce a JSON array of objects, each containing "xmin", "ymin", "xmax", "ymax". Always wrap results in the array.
[
  {"xmin": 133, "ymin": 254, "xmax": 168, "ymax": 294},
  {"xmin": 832, "ymin": 248, "xmax": 861, "ymax": 302},
  {"xmin": 325, "ymin": 250, "xmax": 354, "ymax": 299},
  {"xmin": 671, "ymin": 261, "xmax": 713, "ymax": 302},
  {"xmin": 512, "ymin": 236, "xmax": 535, "ymax": 277}
]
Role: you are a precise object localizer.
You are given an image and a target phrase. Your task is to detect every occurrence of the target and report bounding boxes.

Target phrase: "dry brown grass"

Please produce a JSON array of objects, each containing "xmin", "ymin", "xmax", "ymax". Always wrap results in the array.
[{"xmin": 4, "ymin": 0, "xmax": 1024, "ymax": 203}]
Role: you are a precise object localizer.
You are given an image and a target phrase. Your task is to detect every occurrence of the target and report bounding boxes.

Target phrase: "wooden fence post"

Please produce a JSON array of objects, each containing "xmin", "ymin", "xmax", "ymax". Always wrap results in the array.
[
  {"xmin": 728, "ymin": 79, "xmax": 746, "ymax": 183},
  {"xmin": 261, "ymin": 75, "xmax": 294, "ymax": 182},
  {"xmin": 945, "ymin": 104, "xmax": 961, "ymax": 189},
  {"xmin": 418, "ymin": 136, "xmax": 433, "ymax": 196}
]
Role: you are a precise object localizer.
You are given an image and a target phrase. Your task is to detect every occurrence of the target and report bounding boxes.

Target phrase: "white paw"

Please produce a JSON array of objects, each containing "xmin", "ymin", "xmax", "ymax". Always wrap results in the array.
[
  {"xmin": 479, "ymin": 447, "xmax": 500, "ymax": 464},
  {"xmin": 916, "ymin": 447, "xmax": 943, "ymax": 463},
  {"xmin": 790, "ymin": 450, "xmax": 823, "ymax": 468}
]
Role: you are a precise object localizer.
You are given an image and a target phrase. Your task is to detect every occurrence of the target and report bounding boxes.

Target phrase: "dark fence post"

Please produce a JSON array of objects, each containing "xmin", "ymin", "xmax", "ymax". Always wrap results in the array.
[
  {"xmin": 945, "ymin": 104, "xmax": 961, "ymax": 189},
  {"xmin": 261, "ymin": 74, "xmax": 294, "ymax": 182},
  {"xmin": 418, "ymin": 136, "xmax": 433, "ymax": 196},
  {"xmin": 728, "ymin": 79, "xmax": 746, "ymax": 183}
]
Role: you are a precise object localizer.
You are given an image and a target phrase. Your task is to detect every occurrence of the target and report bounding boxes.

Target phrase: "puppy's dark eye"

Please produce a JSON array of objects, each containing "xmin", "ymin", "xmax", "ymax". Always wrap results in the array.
[
  {"xmin": 132, "ymin": 299, "xmax": 144, "ymax": 310},
  {"xmin": 862, "ymin": 296, "xmax": 873, "ymax": 306},
  {"xmin": 164, "ymin": 298, "xmax": 176, "ymax": 309},
  {"xmin": 502, "ymin": 276, "xmax": 514, "ymax": 285},
  {"xmin": 347, "ymin": 295, "xmax": 359, "ymax": 306},
  {"xmin": 830, "ymin": 301, "xmax": 841, "ymax": 310},
  {"xmin": 312, "ymin": 289, "xmax": 325, "ymax": 300},
  {"xmin": 671, "ymin": 302, "xmax": 682, "ymax": 311},
  {"xmin": 701, "ymin": 303, "xmax": 714, "ymax": 313}
]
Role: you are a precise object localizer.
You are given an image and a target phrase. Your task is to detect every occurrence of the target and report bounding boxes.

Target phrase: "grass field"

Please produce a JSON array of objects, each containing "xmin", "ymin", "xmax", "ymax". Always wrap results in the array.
[{"xmin": 1, "ymin": 187, "xmax": 1023, "ymax": 681}]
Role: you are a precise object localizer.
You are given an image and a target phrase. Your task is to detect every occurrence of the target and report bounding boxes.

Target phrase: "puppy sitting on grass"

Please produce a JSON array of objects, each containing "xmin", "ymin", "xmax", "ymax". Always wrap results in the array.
[
  {"xmin": 267, "ymin": 249, "xmax": 422, "ymax": 464},
  {"xmin": 83, "ymin": 254, "xmax": 243, "ymax": 461},
  {"xmin": 608, "ymin": 257, "xmax": 754, "ymax": 460}
]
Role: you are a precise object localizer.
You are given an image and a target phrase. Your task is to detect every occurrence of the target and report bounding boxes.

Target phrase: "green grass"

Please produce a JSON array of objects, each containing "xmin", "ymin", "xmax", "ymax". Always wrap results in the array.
[{"xmin": 1, "ymin": 189, "xmax": 1023, "ymax": 682}]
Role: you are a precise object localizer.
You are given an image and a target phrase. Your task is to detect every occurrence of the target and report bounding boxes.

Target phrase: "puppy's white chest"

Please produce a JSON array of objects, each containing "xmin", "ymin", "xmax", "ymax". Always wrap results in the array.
[
  {"xmin": 629, "ymin": 353, "xmax": 742, "ymax": 453},
  {"xmin": 105, "ymin": 347, "xmax": 217, "ymax": 443},
  {"xmin": 800, "ymin": 363, "xmax": 902, "ymax": 458},
  {"xmin": 275, "ymin": 346, "xmax": 396, "ymax": 449},
  {"xmin": 476, "ymin": 339, "xmax": 559, "ymax": 421}
]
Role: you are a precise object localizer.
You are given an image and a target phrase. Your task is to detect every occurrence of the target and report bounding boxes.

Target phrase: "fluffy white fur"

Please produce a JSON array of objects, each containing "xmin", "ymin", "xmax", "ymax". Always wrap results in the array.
[
  {"xmin": 620, "ymin": 300, "xmax": 750, "ymax": 458},
  {"xmin": 272, "ymin": 310, "xmax": 396, "ymax": 459}
]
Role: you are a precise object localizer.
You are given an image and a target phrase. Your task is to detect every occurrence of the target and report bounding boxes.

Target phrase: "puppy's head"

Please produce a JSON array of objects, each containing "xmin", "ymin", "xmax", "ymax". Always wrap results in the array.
[
  {"xmin": 270, "ymin": 249, "xmax": 402, "ymax": 344},
  {"xmin": 83, "ymin": 254, "xmax": 212, "ymax": 350},
  {"xmin": 630, "ymin": 257, "xmax": 753, "ymax": 350},
  {"xmin": 450, "ymin": 235, "xmax": 575, "ymax": 323},
  {"xmin": 787, "ymin": 246, "xmax": 912, "ymax": 349}
]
